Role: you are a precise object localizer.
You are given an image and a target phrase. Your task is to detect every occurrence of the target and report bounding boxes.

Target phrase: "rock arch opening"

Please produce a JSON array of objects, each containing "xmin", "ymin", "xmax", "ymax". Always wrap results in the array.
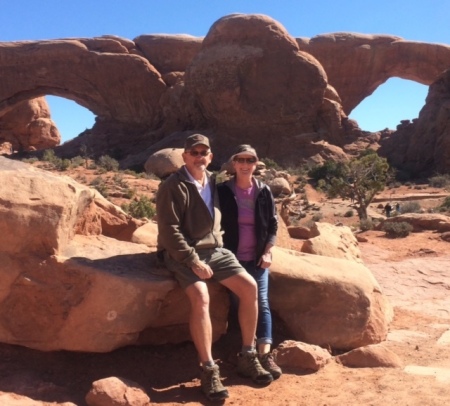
[
  {"xmin": 46, "ymin": 96, "xmax": 96, "ymax": 144},
  {"xmin": 349, "ymin": 78, "xmax": 428, "ymax": 132}
]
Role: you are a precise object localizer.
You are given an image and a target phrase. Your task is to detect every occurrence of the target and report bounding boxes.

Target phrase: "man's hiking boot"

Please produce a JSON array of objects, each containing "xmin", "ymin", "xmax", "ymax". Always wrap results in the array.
[
  {"xmin": 200, "ymin": 364, "xmax": 229, "ymax": 401},
  {"xmin": 237, "ymin": 351, "xmax": 273, "ymax": 385},
  {"xmin": 258, "ymin": 352, "xmax": 282, "ymax": 380}
]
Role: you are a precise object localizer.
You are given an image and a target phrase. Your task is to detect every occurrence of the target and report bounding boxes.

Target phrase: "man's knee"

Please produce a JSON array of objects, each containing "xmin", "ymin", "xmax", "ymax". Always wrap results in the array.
[
  {"xmin": 228, "ymin": 273, "xmax": 258, "ymax": 300},
  {"xmin": 186, "ymin": 282, "xmax": 211, "ymax": 308}
]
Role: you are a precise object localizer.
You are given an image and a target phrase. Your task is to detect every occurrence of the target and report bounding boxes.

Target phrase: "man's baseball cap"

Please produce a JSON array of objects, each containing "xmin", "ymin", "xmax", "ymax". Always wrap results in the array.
[{"xmin": 184, "ymin": 134, "xmax": 210, "ymax": 150}]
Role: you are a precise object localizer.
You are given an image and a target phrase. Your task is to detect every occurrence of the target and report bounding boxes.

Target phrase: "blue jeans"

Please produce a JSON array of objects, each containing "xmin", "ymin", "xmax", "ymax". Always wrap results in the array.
[{"xmin": 232, "ymin": 260, "xmax": 273, "ymax": 346}]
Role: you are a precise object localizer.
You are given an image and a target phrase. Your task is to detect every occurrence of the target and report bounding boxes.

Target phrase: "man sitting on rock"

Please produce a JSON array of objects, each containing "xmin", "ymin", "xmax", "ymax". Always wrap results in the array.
[{"xmin": 156, "ymin": 134, "xmax": 273, "ymax": 401}]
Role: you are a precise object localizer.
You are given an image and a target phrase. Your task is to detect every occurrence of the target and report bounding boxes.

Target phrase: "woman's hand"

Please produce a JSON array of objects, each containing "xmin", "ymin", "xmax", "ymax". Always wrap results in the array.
[{"xmin": 258, "ymin": 252, "xmax": 272, "ymax": 269}]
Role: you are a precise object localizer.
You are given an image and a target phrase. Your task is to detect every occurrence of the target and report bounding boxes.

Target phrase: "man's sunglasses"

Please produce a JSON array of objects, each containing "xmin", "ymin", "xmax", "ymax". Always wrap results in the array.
[
  {"xmin": 187, "ymin": 150, "xmax": 210, "ymax": 157},
  {"xmin": 234, "ymin": 157, "xmax": 257, "ymax": 164}
]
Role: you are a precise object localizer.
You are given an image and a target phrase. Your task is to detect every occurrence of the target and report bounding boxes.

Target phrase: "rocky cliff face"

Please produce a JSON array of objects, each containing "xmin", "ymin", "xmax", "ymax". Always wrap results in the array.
[{"xmin": 379, "ymin": 69, "xmax": 450, "ymax": 176}]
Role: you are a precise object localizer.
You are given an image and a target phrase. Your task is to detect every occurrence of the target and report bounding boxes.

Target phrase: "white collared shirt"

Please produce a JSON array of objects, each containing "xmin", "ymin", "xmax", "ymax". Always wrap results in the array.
[{"xmin": 184, "ymin": 167, "xmax": 214, "ymax": 217}]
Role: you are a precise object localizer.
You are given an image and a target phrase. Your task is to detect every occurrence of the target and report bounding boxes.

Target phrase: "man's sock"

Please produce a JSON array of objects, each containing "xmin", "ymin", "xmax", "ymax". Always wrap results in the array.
[
  {"xmin": 201, "ymin": 360, "xmax": 215, "ymax": 368},
  {"xmin": 241, "ymin": 345, "xmax": 256, "ymax": 354}
]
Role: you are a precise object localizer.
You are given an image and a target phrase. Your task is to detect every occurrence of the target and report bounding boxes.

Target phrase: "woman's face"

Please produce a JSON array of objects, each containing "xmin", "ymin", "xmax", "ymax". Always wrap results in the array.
[{"xmin": 232, "ymin": 154, "xmax": 257, "ymax": 178}]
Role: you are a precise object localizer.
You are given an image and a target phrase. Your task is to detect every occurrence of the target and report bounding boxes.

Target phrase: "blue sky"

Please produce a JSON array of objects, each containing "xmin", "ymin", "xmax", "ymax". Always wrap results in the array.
[{"xmin": 1, "ymin": 0, "xmax": 449, "ymax": 142}]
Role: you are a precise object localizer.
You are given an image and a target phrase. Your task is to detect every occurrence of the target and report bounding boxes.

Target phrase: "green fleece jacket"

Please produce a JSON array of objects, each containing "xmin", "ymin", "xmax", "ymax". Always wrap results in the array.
[{"xmin": 156, "ymin": 166, "xmax": 223, "ymax": 267}]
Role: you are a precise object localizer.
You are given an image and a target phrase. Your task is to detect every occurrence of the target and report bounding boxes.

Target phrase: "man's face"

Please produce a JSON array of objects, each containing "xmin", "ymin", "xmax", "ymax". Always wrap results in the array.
[{"xmin": 182, "ymin": 145, "xmax": 213, "ymax": 174}]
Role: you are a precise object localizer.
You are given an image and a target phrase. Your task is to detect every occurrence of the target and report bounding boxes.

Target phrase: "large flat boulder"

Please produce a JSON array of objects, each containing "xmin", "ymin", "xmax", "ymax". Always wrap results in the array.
[
  {"xmin": 0, "ymin": 234, "xmax": 228, "ymax": 352},
  {"xmin": 270, "ymin": 247, "xmax": 392, "ymax": 350}
]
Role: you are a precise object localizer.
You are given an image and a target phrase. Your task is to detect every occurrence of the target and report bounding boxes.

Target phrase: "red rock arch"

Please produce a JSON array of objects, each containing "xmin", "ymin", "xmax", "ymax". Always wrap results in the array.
[
  {"xmin": 297, "ymin": 33, "xmax": 450, "ymax": 114},
  {"xmin": 0, "ymin": 37, "xmax": 166, "ymax": 126}
]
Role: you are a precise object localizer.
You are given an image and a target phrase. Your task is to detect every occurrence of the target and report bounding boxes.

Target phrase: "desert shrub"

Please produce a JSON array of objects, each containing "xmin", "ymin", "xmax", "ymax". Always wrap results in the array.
[
  {"xmin": 122, "ymin": 196, "xmax": 155, "ymax": 219},
  {"xmin": 429, "ymin": 174, "xmax": 450, "ymax": 188},
  {"xmin": 54, "ymin": 158, "xmax": 71, "ymax": 171},
  {"xmin": 344, "ymin": 210, "xmax": 354, "ymax": 217},
  {"xmin": 308, "ymin": 160, "xmax": 346, "ymax": 184},
  {"xmin": 260, "ymin": 157, "xmax": 280, "ymax": 170},
  {"xmin": 123, "ymin": 169, "xmax": 138, "ymax": 177},
  {"xmin": 70, "ymin": 156, "xmax": 85, "ymax": 167},
  {"xmin": 440, "ymin": 196, "xmax": 450, "ymax": 210},
  {"xmin": 42, "ymin": 149, "xmax": 57, "ymax": 163},
  {"xmin": 112, "ymin": 173, "xmax": 129, "ymax": 188},
  {"xmin": 123, "ymin": 188, "xmax": 136, "ymax": 199},
  {"xmin": 383, "ymin": 221, "xmax": 413, "ymax": 238},
  {"xmin": 311, "ymin": 212, "xmax": 323, "ymax": 222},
  {"xmin": 97, "ymin": 155, "xmax": 119, "ymax": 172},
  {"xmin": 401, "ymin": 201, "xmax": 421, "ymax": 213},
  {"xmin": 42, "ymin": 149, "xmax": 70, "ymax": 171},
  {"xmin": 359, "ymin": 219, "xmax": 373, "ymax": 231},
  {"xmin": 90, "ymin": 177, "xmax": 109, "ymax": 197},
  {"xmin": 21, "ymin": 157, "xmax": 39, "ymax": 164},
  {"xmin": 387, "ymin": 181, "xmax": 402, "ymax": 189}
]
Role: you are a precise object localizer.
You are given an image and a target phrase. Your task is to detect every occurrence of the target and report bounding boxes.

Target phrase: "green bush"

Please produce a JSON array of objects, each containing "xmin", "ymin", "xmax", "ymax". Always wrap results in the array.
[
  {"xmin": 90, "ymin": 177, "xmax": 109, "ymax": 197},
  {"xmin": 97, "ymin": 155, "xmax": 119, "ymax": 172},
  {"xmin": 401, "ymin": 201, "xmax": 421, "ymax": 213},
  {"xmin": 440, "ymin": 196, "xmax": 450, "ymax": 210},
  {"xmin": 123, "ymin": 188, "xmax": 136, "ymax": 199},
  {"xmin": 359, "ymin": 219, "xmax": 374, "ymax": 231},
  {"xmin": 308, "ymin": 160, "xmax": 347, "ymax": 183},
  {"xmin": 122, "ymin": 196, "xmax": 155, "ymax": 219},
  {"xmin": 344, "ymin": 210, "xmax": 354, "ymax": 217},
  {"xmin": 261, "ymin": 157, "xmax": 280, "ymax": 170},
  {"xmin": 383, "ymin": 221, "xmax": 413, "ymax": 238},
  {"xmin": 42, "ymin": 149, "xmax": 57, "ymax": 163},
  {"xmin": 21, "ymin": 157, "xmax": 39, "ymax": 164},
  {"xmin": 41, "ymin": 149, "xmax": 70, "ymax": 171},
  {"xmin": 54, "ymin": 158, "xmax": 71, "ymax": 171},
  {"xmin": 429, "ymin": 174, "xmax": 450, "ymax": 188},
  {"xmin": 70, "ymin": 156, "xmax": 85, "ymax": 167}
]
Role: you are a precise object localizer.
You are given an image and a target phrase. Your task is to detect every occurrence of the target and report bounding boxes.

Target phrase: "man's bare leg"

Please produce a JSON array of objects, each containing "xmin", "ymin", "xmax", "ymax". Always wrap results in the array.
[{"xmin": 185, "ymin": 281, "xmax": 213, "ymax": 363}]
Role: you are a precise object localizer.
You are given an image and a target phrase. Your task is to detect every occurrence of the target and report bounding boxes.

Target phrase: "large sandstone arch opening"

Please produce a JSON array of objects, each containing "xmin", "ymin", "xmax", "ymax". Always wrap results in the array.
[
  {"xmin": 349, "ymin": 78, "xmax": 428, "ymax": 132},
  {"xmin": 46, "ymin": 96, "xmax": 96, "ymax": 144}
]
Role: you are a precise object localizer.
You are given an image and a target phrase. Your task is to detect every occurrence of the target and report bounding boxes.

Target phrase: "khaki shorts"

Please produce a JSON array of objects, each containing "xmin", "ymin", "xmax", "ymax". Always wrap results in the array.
[{"xmin": 163, "ymin": 247, "xmax": 245, "ymax": 289}]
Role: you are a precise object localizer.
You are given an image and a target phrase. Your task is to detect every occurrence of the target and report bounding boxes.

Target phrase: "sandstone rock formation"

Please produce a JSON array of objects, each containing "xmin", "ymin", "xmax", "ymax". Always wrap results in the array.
[
  {"xmin": 0, "ymin": 156, "xmax": 391, "ymax": 352},
  {"xmin": 378, "ymin": 69, "xmax": 450, "ymax": 175},
  {"xmin": 85, "ymin": 377, "xmax": 151, "ymax": 406},
  {"xmin": 270, "ymin": 248, "xmax": 392, "ymax": 349},
  {"xmin": 380, "ymin": 212, "xmax": 450, "ymax": 233},
  {"xmin": 296, "ymin": 33, "xmax": 450, "ymax": 114},
  {"xmin": 1, "ymin": 14, "xmax": 448, "ymax": 171},
  {"xmin": 0, "ymin": 97, "xmax": 60, "ymax": 152},
  {"xmin": 301, "ymin": 222, "xmax": 363, "ymax": 263}
]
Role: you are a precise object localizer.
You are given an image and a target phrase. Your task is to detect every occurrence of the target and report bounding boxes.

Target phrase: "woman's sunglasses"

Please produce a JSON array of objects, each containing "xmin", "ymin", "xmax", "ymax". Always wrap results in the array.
[
  {"xmin": 234, "ymin": 157, "xmax": 257, "ymax": 164},
  {"xmin": 187, "ymin": 150, "xmax": 210, "ymax": 157}
]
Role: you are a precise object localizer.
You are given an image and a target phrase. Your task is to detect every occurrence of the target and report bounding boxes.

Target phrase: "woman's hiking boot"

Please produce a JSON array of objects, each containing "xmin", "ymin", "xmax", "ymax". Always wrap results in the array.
[
  {"xmin": 258, "ymin": 352, "xmax": 282, "ymax": 380},
  {"xmin": 237, "ymin": 351, "xmax": 273, "ymax": 385}
]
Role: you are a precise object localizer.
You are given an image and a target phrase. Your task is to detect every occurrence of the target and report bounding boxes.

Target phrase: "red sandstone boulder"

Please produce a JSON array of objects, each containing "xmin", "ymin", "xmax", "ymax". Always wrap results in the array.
[{"xmin": 0, "ymin": 97, "xmax": 60, "ymax": 152}]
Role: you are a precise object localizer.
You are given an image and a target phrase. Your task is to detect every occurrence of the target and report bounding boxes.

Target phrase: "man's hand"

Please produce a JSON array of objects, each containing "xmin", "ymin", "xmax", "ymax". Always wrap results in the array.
[{"xmin": 191, "ymin": 261, "xmax": 213, "ymax": 279}]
